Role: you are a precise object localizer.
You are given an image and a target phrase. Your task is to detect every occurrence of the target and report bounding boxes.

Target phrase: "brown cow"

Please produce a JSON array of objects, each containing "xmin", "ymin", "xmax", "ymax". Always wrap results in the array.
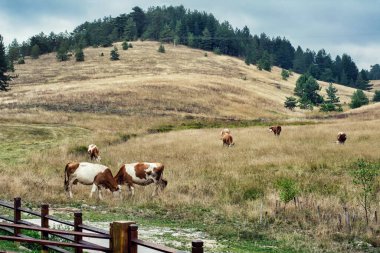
[
  {"xmin": 88, "ymin": 144, "xmax": 101, "ymax": 162},
  {"xmin": 336, "ymin": 132, "xmax": 347, "ymax": 144},
  {"xmin": 222, "ymin": 133, "xmax": 234, "ymax": 147},
  {"xmin": 64, "ymin": 162, "xmax": 120, "ymax": 199},
  {"xmin": 269, "ymin": 126, "xmax": 282, "ymax": 136},
  {"xmin": 114, "ymin": 162, "xmax": 168, "ymax": 197}
]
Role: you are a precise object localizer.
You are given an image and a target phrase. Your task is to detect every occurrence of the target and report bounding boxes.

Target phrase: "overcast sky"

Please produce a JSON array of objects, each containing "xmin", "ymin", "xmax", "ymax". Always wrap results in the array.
[{"xmin": 1, "ymin": 0, "xmax": 379, "ymax": 69}]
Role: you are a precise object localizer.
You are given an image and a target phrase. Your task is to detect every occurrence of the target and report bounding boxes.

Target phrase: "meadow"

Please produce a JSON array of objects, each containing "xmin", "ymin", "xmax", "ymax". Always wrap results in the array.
[{"xmin": 0, "ymin": 41, "xmax": 379, "ymax": 252}]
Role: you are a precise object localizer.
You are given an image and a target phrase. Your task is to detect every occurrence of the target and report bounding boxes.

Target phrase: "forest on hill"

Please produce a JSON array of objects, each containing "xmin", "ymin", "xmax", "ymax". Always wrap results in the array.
[{"xmin": 4, "ymin": 5, "xmax": 380, "ymax": 90}]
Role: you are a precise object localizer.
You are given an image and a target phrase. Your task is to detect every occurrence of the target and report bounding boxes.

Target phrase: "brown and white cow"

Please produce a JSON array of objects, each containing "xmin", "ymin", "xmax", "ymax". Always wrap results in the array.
[
  {"xmin": 269, "ymin": 125, "xmax": 282, "ymax": 136},
  {"xmin": 114, "ymin": 162, "xmax": 168, "ymax": 197},
  {"xmin": 64, "ymin": 162, "xmax": 120, "ymax": 199},
  {"xmin": 336, "ymin": 132, "xmax": 347, "ymax": 144},
  {"xmin": 222, "ymin": 133, "xmax": 234, "ymax": 147},
  {"xmin": 88, "ymin": 144, "xmax": 101, "ymax": 162}
]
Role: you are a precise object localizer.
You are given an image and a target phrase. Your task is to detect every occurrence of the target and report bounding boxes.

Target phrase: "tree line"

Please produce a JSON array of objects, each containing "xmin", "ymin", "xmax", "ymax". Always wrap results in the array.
[{"xmin": 3, "ymin": 5, "xmax": 380, "ymax": 91}]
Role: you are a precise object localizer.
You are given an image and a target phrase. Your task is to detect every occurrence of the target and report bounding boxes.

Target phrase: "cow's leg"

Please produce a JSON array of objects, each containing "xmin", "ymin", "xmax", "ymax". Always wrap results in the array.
[
  {"xmin": 152, "ymin": 184, "xmax": 159, "ymax": 196},
  {"xmin": 68, "ymin": 178, "xmax": 76, "ymax": 198},
  {"xmin": 126, "ymin": 184, "xmax": 135, "ymax": 196},
  {"xmin": 89, "ymin": 184, "xmax": 98, "ymax": 198},
  {"xmin": 98, "ymin": 186, "xmax": 103, "ymax": 200}
]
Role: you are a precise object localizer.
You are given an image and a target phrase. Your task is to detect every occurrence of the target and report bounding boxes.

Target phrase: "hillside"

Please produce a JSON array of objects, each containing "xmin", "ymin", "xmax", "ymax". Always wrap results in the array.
[
  {"xmin": 1, "ymin": 41, "xmax": 380, "ymax": 253},
  {"xmin": 3, "ymin": 41, "xmax": 373, "ymax": 124}
]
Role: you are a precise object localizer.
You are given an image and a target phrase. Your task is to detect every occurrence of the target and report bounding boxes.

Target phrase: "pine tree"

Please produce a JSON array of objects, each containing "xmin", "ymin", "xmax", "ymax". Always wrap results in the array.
[
  {"xmin": 200, "ymin": 28, "xmax": 212, "ymax": 51},
  {"xmin": 157, "ymin": 43, "xmax": 165, "ymax": 53},
  {"xmin": 122, "ymin": 40, "xmax": 129, "ymax": 50},
  {"xmin": 75, "ymin": 48, "xmax": 84, "ymax": 61},
  {"xmin": 110, "ymin": 46, "xmax": 120, "ymax": 60},
  {"xmin": 350, "ymin": 89, "xmax": 369, "ymax": 109},
  {"xmin": 284, "ymin": 96, "xmax": 297, "ymax": 110},
  {"xmin": 0, "ymin": 35, "xmax": 12, "ymax": 91},
  {"xmin": 281, "ymin": 69, "xmax": 290, "ymax": 80},
  {"xmin": 294, "ymin": 73, "xmax": 323, "ymax": 108},
  {"xmin": 373, "ymin": 90, "xmax": 380, "ymax": 102},
  {"xmin": 257, "ymin": 51, "xmax": 272, "ymax": 71},
  {"xmin": 124, "ymin": 17, "xmax": 137, "ymax": 41},
  {"xmin": 320, "ymin": 83, "xmax": 342, "ymax": 112},
  {"xmin": 7, "ymin": 39, "xmax": 20, "ymax": 63},
  {"xmin": 31, "ymin": 44, "xmax": 40, "ymax": 59}
]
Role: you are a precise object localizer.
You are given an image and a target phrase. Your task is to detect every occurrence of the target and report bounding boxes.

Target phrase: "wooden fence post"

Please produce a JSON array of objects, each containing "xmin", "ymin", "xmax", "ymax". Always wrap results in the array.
[
  {"xmin": 192, "ymin": 240, "xmax": 204, "ymax": 253},
  {"xmin": 13, "ymin": 197, "xmax": 21, "ymax": 236},
  {"xmin": 41, "ymin": 204, "xmax": 49, "ymax": 253},
  {"xmin": 110, "ymin": 221, "xmax": 135, "ymax": 253},
  {"xmin": 128, "ymin": 224, "xmax": 138, "ymax": 253},
  {"xmin": 74, "ymin": 212, "xmax": 83, "ymax": 253}
]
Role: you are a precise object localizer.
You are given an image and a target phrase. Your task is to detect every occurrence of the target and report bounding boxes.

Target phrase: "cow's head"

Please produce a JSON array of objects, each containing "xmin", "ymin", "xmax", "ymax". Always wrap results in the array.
[{"xmin": 159, "ymin": 178, "xmax": 168, "ymax": 190}]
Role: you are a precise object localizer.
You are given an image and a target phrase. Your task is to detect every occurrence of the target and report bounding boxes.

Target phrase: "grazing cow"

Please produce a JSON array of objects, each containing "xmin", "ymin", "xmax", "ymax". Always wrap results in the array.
[
  {"xmin": 336, "ymin": 132, "xmax": 347, "ymax": 144},
  {"xmin": 114, "ymin": 162, "xmax": 168, "ymax": 197},
  {"xmin": 64, "ymin": 162, "xmax": 120, "ymax": 199},
  {"xmin": 220, "ymin": 128, "xmax": 231, "ymax": 139},
  {"xmin": 222, "ymin": 133, "xmax": 234, "ymax": 147},
  {"xmin": 88, "ymin": 144, "xmax": 101, "ymax": 162},
  {"xmin": 269, "ymin": 126, "xmax": 282, "ymax": 136}
]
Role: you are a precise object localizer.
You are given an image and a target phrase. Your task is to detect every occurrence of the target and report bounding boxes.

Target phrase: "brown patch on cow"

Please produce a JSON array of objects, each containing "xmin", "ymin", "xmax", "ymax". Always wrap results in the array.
[
  {"xmin": 114, "ymin": 165, "xmax": 134, "ymax": 187},
  {"xmin": 134, "ymin": 163, "xmax": 149, "ymax": 179},
  {"xmin": 153, "ymin": 163, "xmax": 165, "ymax": 180},
  {"xmin": 64, "ymin": 162, "xmax": 80, "ymax": 191},
  {"xmin": 94, "ymin": 168, "xmax": 119, "ymax": 192}
]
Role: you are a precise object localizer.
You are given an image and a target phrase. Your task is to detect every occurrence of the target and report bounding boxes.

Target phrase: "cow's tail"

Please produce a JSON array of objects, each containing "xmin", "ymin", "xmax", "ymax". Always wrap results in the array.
[{"xmin": 64, "ymin": 163, "xmax": 70, "ymax": 192}]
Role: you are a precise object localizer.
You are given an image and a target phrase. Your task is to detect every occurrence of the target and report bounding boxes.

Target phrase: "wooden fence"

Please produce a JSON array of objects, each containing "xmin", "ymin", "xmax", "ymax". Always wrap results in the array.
[{"xmin": 0, "ymin": 197, "xmax": 204, "ymax": 253}]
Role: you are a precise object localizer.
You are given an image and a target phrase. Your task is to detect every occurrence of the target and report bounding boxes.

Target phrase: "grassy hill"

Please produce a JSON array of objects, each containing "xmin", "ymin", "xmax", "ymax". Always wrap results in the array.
[{"xmin": 1, "ymin": 41, "xmax": 379, "ymax": 252}]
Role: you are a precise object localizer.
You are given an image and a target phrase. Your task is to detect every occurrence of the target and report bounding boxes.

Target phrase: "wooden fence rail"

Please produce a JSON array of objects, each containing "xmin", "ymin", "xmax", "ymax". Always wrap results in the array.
[{"xmin": 0, "ymin": 197, "xmax": 204, "ymax": 253}]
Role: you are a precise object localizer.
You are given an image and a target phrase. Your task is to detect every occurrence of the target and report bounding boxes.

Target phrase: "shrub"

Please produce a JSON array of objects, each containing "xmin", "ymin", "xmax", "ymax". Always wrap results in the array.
[
  {"xmin": 17, "ymin": 58, "xmax": 25, "ymax": 64},
  {"xmin": 350, "ymin": 159, "xmax": 379, "ymax": 225},
  {"xmin": 349, "ymin": 89, "xmax": 369, "ymax": 108},
  {"xmin": 122, "ymin": 41, "xmax": 129, "ymax": 50},
  {"xmin": 284, "ymin": 96, "xmax": 297, "ymax": 110},
  {"xmin": 276, "ymin": 178, "xmax": 299, "ymax": 208},
  {"xmin": 158, "ymin": 43, "xmax": 165, "ymax": 53},
  {"xmin": 281, "ymin": 69, "xmax": 290, "ymax": 80},
  {"xmin": 75, "ymin": 48, "xmax": 84, "ymax": 62},
  {"xmin": 110, "ymin": 46, "xmax": 119, "ymax": 60},
  {"xmin": 373, "ymin": 90, "xmax": 380, "ymax": 102},
  {"xmin": 128, "ymin": 43, "xmax": 133, "ymax": 48}
]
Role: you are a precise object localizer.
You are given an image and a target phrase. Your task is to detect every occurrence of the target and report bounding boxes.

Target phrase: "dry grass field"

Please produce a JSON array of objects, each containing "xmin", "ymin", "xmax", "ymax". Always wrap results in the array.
[{"xmin": 0, "ymin": 41, "xmax": 379, "ymax": 252}]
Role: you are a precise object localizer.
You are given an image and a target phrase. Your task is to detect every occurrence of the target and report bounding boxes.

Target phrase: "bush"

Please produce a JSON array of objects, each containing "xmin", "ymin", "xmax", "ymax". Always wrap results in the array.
[
  {"xmin": 122, "ymin": 41, "xmax": 129, "ymax": 50},
  {"xmin": 17, "ymin": 58, "xmax": 25, "ymax": 64},
  {"xmin": 276, "ymin": 178, "xmax": 299, "ymax": 207},
  {"xmin": 110, "ymin": 46, "xmax": 119, "ymax": 60},
  {"xmin": 128, "ymin": 43, "xmax": 133, "ymax": 48},
  {"xmin": 284, "ymin": 96, "xmax": 297, "ymax": 110},
  {"xmin": 373, "ymin": 90, "xmax": 380, "ymax": 102},
  {"xmin": 158, "ymin": 43, "xmax": 165, "ymax": 53},
  {"xmin": 349, "ymin": 89, "xmax": 369, "ymax": 108},
  {"xmin": 75, "ymin": 48, "xmax": 84, "ymax": 62},
  {"xmin": 281, "ymin": 69, "xmax": 290, "ymax": 80}
]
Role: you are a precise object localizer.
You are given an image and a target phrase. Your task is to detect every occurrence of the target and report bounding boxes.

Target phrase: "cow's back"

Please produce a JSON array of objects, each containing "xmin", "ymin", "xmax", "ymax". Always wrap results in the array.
[{"xmin": 74, "ymin": 162, "xmax": 108, "ymax": 185}]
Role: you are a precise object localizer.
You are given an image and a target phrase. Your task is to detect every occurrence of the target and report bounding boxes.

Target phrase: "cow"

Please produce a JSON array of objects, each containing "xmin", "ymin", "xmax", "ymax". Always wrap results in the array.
[
  {"xmin": 222, "ymin": 133, "xmax": 234, "ymax": 147},
  {"xmin": 269, "ymin": 125, "xmax": 282, "ymax": 136},
  {"xmin": 336, "ymin": 132, "xmax": 347, "ymax": 144},
  {"xmin": 88, "ymin": 144, "xmax": 101, "ymax": 162},
  {"xmin": 220, "ymin": 128, "xmax": 231, "ymax": 139},
  {"xmin": 114, "ymin": 162, "xmax": 168, "ymax": 197},
  {"xmin": 64, "ymin": 162, "xmax": 120, "ymax": 200}
]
